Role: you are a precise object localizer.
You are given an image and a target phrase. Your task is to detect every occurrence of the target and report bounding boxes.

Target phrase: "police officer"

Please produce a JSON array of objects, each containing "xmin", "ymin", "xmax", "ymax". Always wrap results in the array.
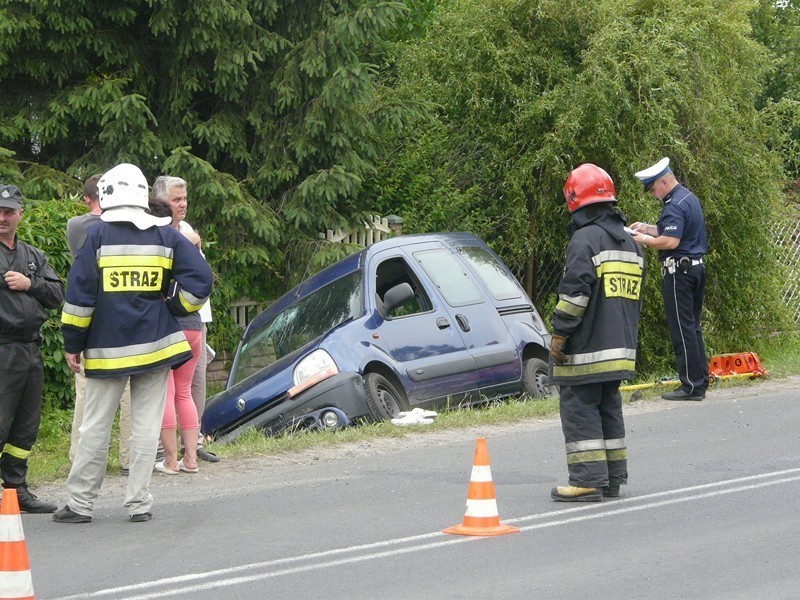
[
  {"xmin": 0, "ymin": 183, "xmax": 64, "ymax": 512},
  {"xmin": 630, "ymin": 158, "xmax": 709, "ymax": 401},
  {"xmin": 550, "ymin": 164, "xmax": 645, "ymax": 502}
]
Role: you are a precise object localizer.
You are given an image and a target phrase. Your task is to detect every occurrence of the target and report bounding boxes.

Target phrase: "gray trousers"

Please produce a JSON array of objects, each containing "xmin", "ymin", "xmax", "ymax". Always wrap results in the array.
[
  {"xmin": 190, "ymin": 324, "xmax": 208, "ymax": 442},
  {"xmin": 66, "ymin": 368, "xmax": 169, "ymax": 517},
  {"xmin": 69, "ymin": 367, "xmax": 131, "ymax": 468}
]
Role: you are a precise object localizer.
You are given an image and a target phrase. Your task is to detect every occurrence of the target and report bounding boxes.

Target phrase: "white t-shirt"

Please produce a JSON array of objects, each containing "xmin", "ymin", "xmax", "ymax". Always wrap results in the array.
[{"xmin": 179, "ymin": 220, "xmax": 212, "ymax": 323}]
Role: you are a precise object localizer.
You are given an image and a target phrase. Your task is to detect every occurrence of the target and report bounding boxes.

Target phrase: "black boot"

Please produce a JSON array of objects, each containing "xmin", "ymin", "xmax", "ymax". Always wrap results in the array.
[{"xmin": 15, "ymin": 485, "xmax": 57, "ymax": 513}]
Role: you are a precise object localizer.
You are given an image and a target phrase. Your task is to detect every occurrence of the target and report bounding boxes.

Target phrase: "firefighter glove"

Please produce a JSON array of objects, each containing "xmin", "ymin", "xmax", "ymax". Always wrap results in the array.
[{"xmin": 550, "ymin": 334, "xmax": 568, "ymax": 366}]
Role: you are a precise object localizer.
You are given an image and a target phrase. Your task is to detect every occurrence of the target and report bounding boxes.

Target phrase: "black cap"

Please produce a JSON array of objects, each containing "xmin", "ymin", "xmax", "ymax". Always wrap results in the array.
[{"xmin": 0, "ymin": 184, "xmax": 22, "ymax": 209}]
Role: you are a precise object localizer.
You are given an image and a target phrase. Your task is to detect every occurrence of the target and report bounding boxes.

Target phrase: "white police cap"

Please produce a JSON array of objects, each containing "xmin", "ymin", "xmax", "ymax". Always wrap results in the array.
[{"xmin": 634, "ymin": 157, "xmax": 671, "ymax": 190}]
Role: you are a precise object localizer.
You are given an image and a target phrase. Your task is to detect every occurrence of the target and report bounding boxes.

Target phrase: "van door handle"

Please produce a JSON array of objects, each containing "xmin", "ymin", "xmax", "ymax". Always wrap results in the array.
[
  {"xmin": 436, "ymin": 317, "xmax": 451, "ymax": 329},
  {"xmin": 455, "ymin": 314, "xmax": 470, "ymax": 332}
]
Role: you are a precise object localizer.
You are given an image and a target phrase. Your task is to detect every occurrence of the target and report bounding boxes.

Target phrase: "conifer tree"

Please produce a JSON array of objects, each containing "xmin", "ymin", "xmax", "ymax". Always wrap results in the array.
[{"xmin": 0, "ymin": 0, "xmax": 414, "ymax": 311}]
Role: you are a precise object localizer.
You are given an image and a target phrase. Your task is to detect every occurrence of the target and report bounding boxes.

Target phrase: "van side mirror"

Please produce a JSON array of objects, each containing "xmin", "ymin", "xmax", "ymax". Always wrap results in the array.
[{"xmin": 380, "ymin": 282, "xmax": 415, "ymax": 317}]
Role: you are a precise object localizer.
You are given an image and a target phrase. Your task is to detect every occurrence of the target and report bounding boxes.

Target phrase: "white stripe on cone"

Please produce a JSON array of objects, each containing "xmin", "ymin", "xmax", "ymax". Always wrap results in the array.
[
  {"xmin": 0, "ymin": 570, "xmax": 34, "ymax": 598},
  {"xmin": 0, "ymin": 514, "xmax": 25, "ymax": 542},
  {"xmin": 464, "ymin": 498, "xmax": 499, "ymax": 518},
  {"xmin": 470, "ymin": 465, "xmax": 493, "ymax": 482}
]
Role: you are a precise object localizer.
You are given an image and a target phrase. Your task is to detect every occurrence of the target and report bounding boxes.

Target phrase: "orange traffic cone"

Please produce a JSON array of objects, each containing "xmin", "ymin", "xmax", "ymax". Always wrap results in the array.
[
  {"xmin": 443, "ymin": 437, "xmax": 519, "ymax": 537},
  {"xmin": 0, "ymin": 488, "xmax": 35, "ymax": 600}
]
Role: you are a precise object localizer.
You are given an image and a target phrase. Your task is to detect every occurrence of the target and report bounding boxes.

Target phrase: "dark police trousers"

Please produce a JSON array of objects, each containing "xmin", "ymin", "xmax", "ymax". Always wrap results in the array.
[
  {"xmin": 0, "ymin": 340, "xmax": 44, "ymax": 488},
  {"xmin": 661, "ymin": 260, "xmax": 709, "ymax": 396},
  {"xmin": 559, "ymin": 382, "xmax": 627, "ymax": 488}
]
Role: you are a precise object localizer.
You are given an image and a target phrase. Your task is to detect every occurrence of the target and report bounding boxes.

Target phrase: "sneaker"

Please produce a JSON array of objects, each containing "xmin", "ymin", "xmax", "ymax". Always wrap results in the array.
[
  {"xmin": 129, "ymin": 512, "xmax": 152, "ymax": 522},
  {"xmin": 120, "ymin": 467, "xmax": 130, "ymax": 476},
  {"xmin": 550, "ymin": 485, "xmax": 602, "ymax": 502},
  {"xmin": 53, "ymin": 505, "xmax": 92, "ymax": 524},
  {"xmin": 15, "ymin": 486, "xmax": 57, "ymax": 513},
  {"xmin": 602, "ymin": 485, "xmax": 621, "ymax": 498},
  {"xmin": 196, "ymin": 447, "xmax": 220, "ymax": 463}
]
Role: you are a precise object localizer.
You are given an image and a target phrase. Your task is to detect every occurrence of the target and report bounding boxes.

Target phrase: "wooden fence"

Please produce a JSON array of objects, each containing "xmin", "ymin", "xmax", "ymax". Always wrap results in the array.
[
  {"xmin": 210, "ymin": 215, "xmax": 401, "ymax": 385},
  {"xmin": 228, "ymin": 215, "xmax": 400, "ymax": 330},
  {"xmin": 318, "ymin": 214, "xmax": 395, "ymax": 246}
]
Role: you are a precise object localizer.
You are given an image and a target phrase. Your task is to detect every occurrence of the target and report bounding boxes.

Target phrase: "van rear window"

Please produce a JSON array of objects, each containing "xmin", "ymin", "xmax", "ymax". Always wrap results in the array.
[
  {"xmin": 458, "ymin": 246, "xmax": 522, "ymax": 301},
  {"xmin": 412, "ymin": 249, "xmax": 483, "ymax": 306}
]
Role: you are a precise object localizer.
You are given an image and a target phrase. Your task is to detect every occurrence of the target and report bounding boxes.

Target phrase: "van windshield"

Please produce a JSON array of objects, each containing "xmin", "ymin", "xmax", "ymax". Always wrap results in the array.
[{"xmin": 231, "ymin": 271, "xmax": 364, "ymax": 385}]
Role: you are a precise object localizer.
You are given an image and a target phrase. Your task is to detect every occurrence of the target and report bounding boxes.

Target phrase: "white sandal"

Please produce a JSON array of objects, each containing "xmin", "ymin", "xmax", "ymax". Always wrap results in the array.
[
  {"xmin": 178, "ymin": 459, "xmax": 199, "ymax": 474},
  {"xmin": 154, "ymin": 460, "xmax": 179, "ymax": 475}
]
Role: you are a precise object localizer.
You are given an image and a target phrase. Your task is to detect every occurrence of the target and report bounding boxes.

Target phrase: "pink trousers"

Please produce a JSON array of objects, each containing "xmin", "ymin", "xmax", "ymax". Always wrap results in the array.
[{"xmin": 161, "ymin": 329, "xmax": 202, "ymax": 431}]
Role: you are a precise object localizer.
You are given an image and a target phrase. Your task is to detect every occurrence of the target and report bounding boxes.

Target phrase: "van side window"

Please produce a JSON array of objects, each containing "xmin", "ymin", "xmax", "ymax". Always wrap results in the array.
[
  {"xmin": 375, "ymin": 257, "xmax": 432, "ymax": 318},
  {"xmin": 413, "ymin": 249, "xmax": 483, "ymax": 306},
  {"xmin": 458, "ymin": 246, "xmax": 522, "ymax": 300}
]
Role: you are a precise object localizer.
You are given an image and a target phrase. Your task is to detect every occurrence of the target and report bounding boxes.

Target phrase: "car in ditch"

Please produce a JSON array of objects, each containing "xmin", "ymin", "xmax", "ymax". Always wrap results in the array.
[{"xmin": 202, "ymin": 232, "xmax": 554, "ymax": 442}]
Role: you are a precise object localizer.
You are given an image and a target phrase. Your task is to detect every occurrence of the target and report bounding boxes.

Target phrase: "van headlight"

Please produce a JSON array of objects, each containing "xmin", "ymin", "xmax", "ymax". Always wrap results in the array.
[
  {"xmin": 287, "ymin": 349, "xmax": 339, "ymax": 398},
  {"xmin": 321, "ymin": 410, "xmax": 341, "ymax": 428}
]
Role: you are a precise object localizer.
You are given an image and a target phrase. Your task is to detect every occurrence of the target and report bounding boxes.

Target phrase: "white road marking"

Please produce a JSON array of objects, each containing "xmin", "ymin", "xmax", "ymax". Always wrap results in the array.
[{"xmin": 49, "ymin": 467, "xmax": 800, "ymax": 600}]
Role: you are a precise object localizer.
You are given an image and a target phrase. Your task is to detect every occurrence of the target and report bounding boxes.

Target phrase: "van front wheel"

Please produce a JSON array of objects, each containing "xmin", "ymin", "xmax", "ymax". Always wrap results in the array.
[
  {"xmin": 364, "ymin": 373, "xmax": 408, "ymax": 422},
  {"xmin": 523, "ymin": 358, "xmax": 556, "ymax": 398}
]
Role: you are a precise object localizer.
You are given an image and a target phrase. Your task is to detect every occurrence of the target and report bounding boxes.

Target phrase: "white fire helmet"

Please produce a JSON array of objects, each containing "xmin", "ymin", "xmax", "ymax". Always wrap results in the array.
[
  {"xmin": 98, "ymin": 163, "xmax": 149, "ymax": 211},
  {"xmin": 98, "ymin": 163, "xmax": 171, "ymax": 230}
]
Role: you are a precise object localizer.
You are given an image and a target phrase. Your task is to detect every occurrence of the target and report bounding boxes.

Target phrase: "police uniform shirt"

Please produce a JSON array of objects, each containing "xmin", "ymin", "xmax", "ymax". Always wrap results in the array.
[{"xmin": 656, "ymin": 183, "xmax": 708, "ymax": 262}]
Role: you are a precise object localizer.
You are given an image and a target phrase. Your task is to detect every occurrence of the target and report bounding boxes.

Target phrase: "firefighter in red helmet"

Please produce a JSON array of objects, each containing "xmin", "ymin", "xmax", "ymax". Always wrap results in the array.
[{"xmin": 549, "ymin": 164, "xmax": 645, "ymax": 501}]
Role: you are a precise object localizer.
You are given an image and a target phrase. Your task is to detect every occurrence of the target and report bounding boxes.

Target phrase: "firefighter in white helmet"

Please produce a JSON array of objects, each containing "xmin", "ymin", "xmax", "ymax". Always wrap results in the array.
[
  {"xmin": 55, "ymin": 163, "xmax": 213, "ymax": 523},
  {"xmin": 550, "ymin": 164, "xmax": 645, "ymax": 502}
]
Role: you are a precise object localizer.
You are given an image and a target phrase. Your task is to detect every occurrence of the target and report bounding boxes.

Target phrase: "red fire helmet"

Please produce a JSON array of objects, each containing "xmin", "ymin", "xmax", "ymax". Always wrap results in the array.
[{"xmin": 562, "ymin": 163, "xmax": 617, "ymax": 213}]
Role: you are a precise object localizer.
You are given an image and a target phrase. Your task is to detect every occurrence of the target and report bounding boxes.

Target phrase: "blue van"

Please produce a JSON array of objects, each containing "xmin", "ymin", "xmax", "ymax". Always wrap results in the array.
[{"xmin": 202, "ymin": 233, "xmax": 553, "ymax": 441}]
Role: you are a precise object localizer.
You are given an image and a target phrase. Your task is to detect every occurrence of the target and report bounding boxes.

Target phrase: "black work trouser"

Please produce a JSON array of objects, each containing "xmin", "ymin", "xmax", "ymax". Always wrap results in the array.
[
  {"xmin": 559, "ymin": 381, "xmax": 627, "ymax": 488},
  {"xmin": 662, "ymin": 263, "xmax": 709, "ymax": 396},
  {"xmin": 0, "ymin": 341, "xmax": 44, "ymax": 488}
]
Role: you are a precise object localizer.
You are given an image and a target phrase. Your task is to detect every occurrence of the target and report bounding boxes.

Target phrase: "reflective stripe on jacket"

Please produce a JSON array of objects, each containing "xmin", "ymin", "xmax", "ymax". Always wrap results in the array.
[
  {"xmin": 61, "ymin": 221, "xmax": 213, "ymax": 378},
  {"xmin": 550, "ymin": 207, "xmax": 645, "ymax": 385}
]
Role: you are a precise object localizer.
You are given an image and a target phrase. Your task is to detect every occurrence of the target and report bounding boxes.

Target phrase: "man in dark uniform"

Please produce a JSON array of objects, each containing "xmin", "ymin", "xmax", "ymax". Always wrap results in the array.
[
  {"xmin": 630, "ymin": 157, "xmax": 709, "ymax": 401},
  {"xmin": 0, "ymin": 183, "xmax": 64, "ymax": 512},
  {"xmin": 549, "ymin": 164, "xmax": 645, "ymax": 502}
]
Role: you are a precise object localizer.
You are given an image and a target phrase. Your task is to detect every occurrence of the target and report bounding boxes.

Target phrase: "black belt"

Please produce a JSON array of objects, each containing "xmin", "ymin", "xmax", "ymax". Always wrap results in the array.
[{"xmin": 662, "ymin": 257, "xmax": 703, "ymax": 267}]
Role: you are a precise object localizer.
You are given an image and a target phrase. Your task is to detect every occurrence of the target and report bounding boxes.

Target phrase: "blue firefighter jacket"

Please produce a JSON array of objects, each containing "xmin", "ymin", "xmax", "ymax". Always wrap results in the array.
[
  {"xmin": 550, "ymin": 204, "xmax": 645, "ymax": 385},
  {"xmin": 61, "ymin": 221, "xmax": 213, "ymax": 378}
]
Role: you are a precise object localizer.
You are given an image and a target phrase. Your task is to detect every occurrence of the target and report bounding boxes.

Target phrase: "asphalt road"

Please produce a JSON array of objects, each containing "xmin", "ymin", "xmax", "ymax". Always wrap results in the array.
[{"xmin": 20, "ymin": 377, "xmax": 800, "ymax": 599}]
